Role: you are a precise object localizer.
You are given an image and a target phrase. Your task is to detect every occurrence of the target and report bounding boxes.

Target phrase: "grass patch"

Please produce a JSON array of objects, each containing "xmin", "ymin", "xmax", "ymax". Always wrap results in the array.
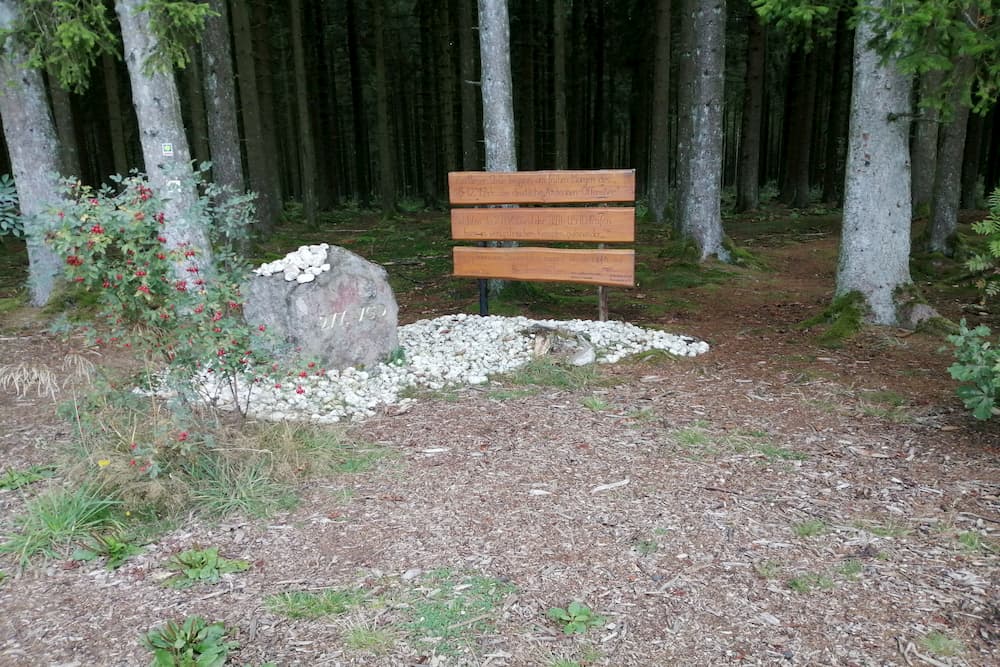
[
  {"xmin": 0, "ymin": 484, "xmax": 121, "ymax": 565},
  {"xmin": 487, "ymin": 388, "xmax": 538, "ymax": 401},
  {"xmin": 836, "ymin": 559, "xmax": 864, "ymax": 579},
  {"xmin": 672, "ymin": 422, "xmax": 713, "ymax": 448},
  {"xmin": 855, "ymin": 519, "xmax": 911, "ymax": 538},
  {"xmin": 792, "ymin": 519, "xmax": 827, "ymax": 538},
  {"xmin": 504, "ymin": 358, "xmax": 608, "ymax": 390},
  {"xmin": 186, "ymin": 457, "xmax": 298, "ymax": 519},
  {"xmin": 920, "ymin": 630, "xmax": 964, "ymax": 657},
  {"xmin": 753, "ymin": 560, "xmax": 782, "ymax": 580},
  {"xmin": 957, "ymin": 531, "xmax": 995, "ymax": 552},
  {"xmin": 0, "ymin": 464, "xmax": 57, "ymax": 491},
  {"xmin": 343, "ymin": 624, "xmax": 396, "ymax": 653},
  {"xmin": 787, "ymin": 572, "xmax": 834, "ymax": 593},
  {"xmin": 60, "ymin": 387, "xmax": 377, "ymax": 520},
  {"xmin": 266, "ymin": 588, "xmax": 365, "ymax": 619},
  {"xmin": 581, "ymin": 396, "xmax": 609, "ymax": 412},
  {"xmin": 404, "ymin": 569, "xmax": 516, "ymax": 655}
]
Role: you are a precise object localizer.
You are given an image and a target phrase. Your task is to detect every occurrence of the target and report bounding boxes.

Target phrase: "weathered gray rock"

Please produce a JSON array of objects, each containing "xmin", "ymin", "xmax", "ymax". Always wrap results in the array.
[{"xmin": 243, "ymin": 245, "xmax": 398, "ymax": 369}]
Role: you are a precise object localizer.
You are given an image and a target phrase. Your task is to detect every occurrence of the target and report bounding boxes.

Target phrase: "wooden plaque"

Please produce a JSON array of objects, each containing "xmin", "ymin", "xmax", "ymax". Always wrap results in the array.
[
  {"xmin": 453, "ymin": 247, "xmax": 635, "ymax": 287},
  {"xmin": 451, "ymin": 207, "xmax": 635, "ymax": 242},
  {"xmin": 449, "ymin": 170, "xmax": 635, "ymax": 205}
]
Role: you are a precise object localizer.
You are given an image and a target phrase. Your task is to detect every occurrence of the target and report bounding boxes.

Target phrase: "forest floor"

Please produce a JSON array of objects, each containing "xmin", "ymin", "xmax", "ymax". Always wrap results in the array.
[{"xmin": 0, "ymin": 206, "xmax": 997, "ymax": 667}]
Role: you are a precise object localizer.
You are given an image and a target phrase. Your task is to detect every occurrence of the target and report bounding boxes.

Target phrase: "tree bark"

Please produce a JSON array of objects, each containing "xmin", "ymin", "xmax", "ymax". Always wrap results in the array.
[
  {"xmin": 478, "ymin": 0, "xmax": 517, "ymax": 173},
  {"xmin": 648, "ymin": 0, "xmax": 672, "ymax": 223},
  {"xmin": 928, "ymin": 55, "xmax": 976, "ymax": 255},
  {"xmin": 115, "ymin": 0, "xmax": 213, "ymax": 278},
  {"xmin": 202, "ymin": 0, "xmax": 244, "ymax": 196},
  {"xmin": 232, "ymin": 0, "xmax": 278, "ymax": 233},
  {"xmin": 553, "ymin": 0, "xmax": 569, "ymax": 169},
  {"xmin": 459, "ymin": 0, "xmax": 480, "ymax": 170},
  {"xmin": 910, "ymin": 69, "xmax": 943, "ymax": 216},
  {"xmin": 289, "ymin": 0, "xmax": 317, "ymax": 227},
  {"xmin": 372, "ymin": 0, "xmax": 396, "ymax": 215},
  {"xmin": 779, "ymin": 46, "xmax": 817, "ymax": 208},
  {"xmin": 180, "ymin": 57, "xmax": 210, "ymax": 166},
  {"xmin": 435, "ymin": 0, "xmax": 458, "ymax": 180},
  {"xmin": 735, "ymin": 8, "xmax": 764, "ymax": 213},
  {"xmin": 836, "ymin": 0, "xmax": 913, "ymax": 325},
  {"xmin": 821, "ymin": 10, "xmax": 852, "ymax": 206},
  {"xmin": 346, "ymin": 0, "xmax": 371, "ymax": 205},
  {"xmin": 47, "ymin": 75, "xmax": 82, "ymax": 177},
  {"xmin": 961, "ymin": 111, "xmax": 984, "ymax": 209},
  {"xmin": 102, "ymin": 53, "xmax": 131, "ymax": 176},
  {"xmin": 676, "ymin": 0, "xmax": 727, "ymax": 261},
  {"xmin": 0, "ymin": 0, "xmax": 63, "ymax": 306}
]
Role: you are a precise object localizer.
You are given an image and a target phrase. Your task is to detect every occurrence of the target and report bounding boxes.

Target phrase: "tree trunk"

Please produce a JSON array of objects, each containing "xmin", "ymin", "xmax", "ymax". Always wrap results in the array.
[
  {"xmin": 115, "ymin": 0, "xmax": 213, "ymax": 278},
  {"xmin": 289, "ymin": 0, "xmax": 317, "ymax": 227},
  {"xmin": 553, "ymin": 0, "xmax": 569, "ymax": 169},
  {"xmin": 102, "ymin": 54, "xmax": 130, "ymax": 176},
  {"xmin": 676, "ymin": 0, "xmax": 727, "ymax": 261},
  {"xmin": 961, "ymin": 111, "xmax": 984, "ymax": 209},
  {"xmin": 47, "ymin": 76, "xmax": 82, "ymax": 177},
  {"xmin": 648, "ymin": 0, "xmax": 672, "ymax": 223},
  {"xmin": 346, "ymin": 0, "xmax": 371, "ymax": 205},
  {"xmin": 478, "ymin": 0, "xmax": 517, "ymax": 173},
  {"xmin": 478, "ymin": 0, "xmax": 516, "ymax": 295},
  {"xmin": 232, "ymin": 0, "xmax": 279, "ymax": 233},
  {"xmin": 821, "ymin": 10, "xmax": 852, "ymax": 206},
  {"xmin": 836, "ymin": 0, "xmax": 913, "ymax": 326},
  {"xmin": 735, "ymin": 8, "xmax": 764, "ymax": 213},
  {"xmin": 435, "ymin": 0, "xmax": 458, "ymax": 180},
  {"xmin": 180, "ymin": 57, "xmax": 210, "ymax": 165},
  {"xmin": 372, "ymin": 0, "xmax": 396, "ymax": 215},
  {"xmin": 515, "ymin": 2, "xmax": 536, "ymax": 171},
  {"xmin": 911, "ymin": 69, "xmax": 943, "ymax": 216},
  {"xmin": 779, "ymin": 46, "xmax": 817, "ymax": 208},
  {"xmin": 459, "ymin": 0, "xmax": 480, "ymax": 170},
  {"xmin": 202, "ymin": 0, "xmax": 244, "ymax": 196},
  {"xmin": 928, "ymin": 55, "xmax": 976, "ymax": 255},
  {"xmin": 0, "ymin": 0, "xmax": 63, "ymax": 306}
]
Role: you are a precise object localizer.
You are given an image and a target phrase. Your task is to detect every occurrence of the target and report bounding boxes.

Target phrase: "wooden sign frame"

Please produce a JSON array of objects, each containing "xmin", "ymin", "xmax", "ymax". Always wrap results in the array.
[{"xmin": 449, "ymin": 170, "xmax": 636, "ymax": 320}]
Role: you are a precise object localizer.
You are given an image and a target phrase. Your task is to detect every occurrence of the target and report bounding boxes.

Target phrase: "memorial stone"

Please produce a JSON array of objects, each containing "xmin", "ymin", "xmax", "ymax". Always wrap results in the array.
[{"xmin": 243, "ymin": 244, "xmax": 399, "ymax": 369}]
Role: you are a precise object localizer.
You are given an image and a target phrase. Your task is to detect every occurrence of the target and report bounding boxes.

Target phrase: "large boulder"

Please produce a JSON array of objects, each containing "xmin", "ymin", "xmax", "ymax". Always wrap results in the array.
[{"xmin": 243, "ymin": 244, "xmax": 398, "ymax": 369}]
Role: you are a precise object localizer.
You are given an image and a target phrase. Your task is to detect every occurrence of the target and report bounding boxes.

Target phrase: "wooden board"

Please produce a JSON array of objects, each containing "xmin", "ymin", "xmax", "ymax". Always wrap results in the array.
[
  {"xmin": 451, "ymin": 207, "xmax": 634, "ymax": 242},
  {"xmin": 449, "ymin": 170, "xmax": 635, "ymax": 205},
  {"xmin": 453, "ymin": 247, "xmax": 634, "ymax": 287}
]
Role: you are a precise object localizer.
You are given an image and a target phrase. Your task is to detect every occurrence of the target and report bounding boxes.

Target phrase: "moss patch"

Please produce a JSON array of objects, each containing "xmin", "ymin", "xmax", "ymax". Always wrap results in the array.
[{"xmin": 800, "ymin": 292, "xmax": 865, "ymax": 347}]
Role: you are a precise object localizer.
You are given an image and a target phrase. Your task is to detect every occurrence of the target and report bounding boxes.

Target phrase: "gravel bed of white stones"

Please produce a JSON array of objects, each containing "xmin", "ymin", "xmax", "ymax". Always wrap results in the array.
[{"xmin": 192, "ymin": 313, "xmax": 709, "ymax": 423}]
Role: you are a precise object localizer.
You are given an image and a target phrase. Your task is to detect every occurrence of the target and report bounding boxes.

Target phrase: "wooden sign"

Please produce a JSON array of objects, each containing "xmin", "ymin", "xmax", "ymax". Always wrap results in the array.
[
  {"xmin": 449, "ymin": 170, "xmax": 635, "ymax": 205},
  {"xmin": 451, "ymin": 207, "xmax": 635, "ymax": 242},
  {"xmin": 453, "ymin": 247, "xmax": 635, "ymax": 287}
]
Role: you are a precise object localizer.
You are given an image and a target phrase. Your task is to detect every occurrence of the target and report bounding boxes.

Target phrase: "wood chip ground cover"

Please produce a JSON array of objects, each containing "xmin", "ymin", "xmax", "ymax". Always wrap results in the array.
[{"xmin": 0, "ymin": 231, "xmax": 997, "ymax": 666}]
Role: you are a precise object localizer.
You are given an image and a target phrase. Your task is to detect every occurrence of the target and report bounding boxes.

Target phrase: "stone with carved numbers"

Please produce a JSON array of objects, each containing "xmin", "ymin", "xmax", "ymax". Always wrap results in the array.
[{"xmin": 243, "ymin": 245, "xmax": 399, "ymax": 369}]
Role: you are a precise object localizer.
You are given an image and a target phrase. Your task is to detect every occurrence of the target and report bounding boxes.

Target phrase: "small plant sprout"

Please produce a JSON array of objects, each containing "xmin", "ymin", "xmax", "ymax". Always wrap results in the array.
[
  {"xmin": 919, "ymin": 630, "xmax": 965, "ymax": 657},
  {"xmin": 581, "ymin": 396, "xmax": 609, "ymax": 411},
  {"xmin": 0, "ymin": 465, "xmax": 56, "ymax": 490},
  {"xmin": 71, "ymin": 532, "xmax": 142, "ymax": 570},
  {"xmin": 792, "ymin": 519, "xmax": 827, "ymax": 538},
  {"xmin": 143, "ymin": 616, "xmax": 238, "ymax": 667},
  {"xmin": 164, "ymin": 546, "xmax": 250, "ymax": 588},
  {"xmin": 547, "ymin": 601, "xmax": 606, "ymax": 635}
]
